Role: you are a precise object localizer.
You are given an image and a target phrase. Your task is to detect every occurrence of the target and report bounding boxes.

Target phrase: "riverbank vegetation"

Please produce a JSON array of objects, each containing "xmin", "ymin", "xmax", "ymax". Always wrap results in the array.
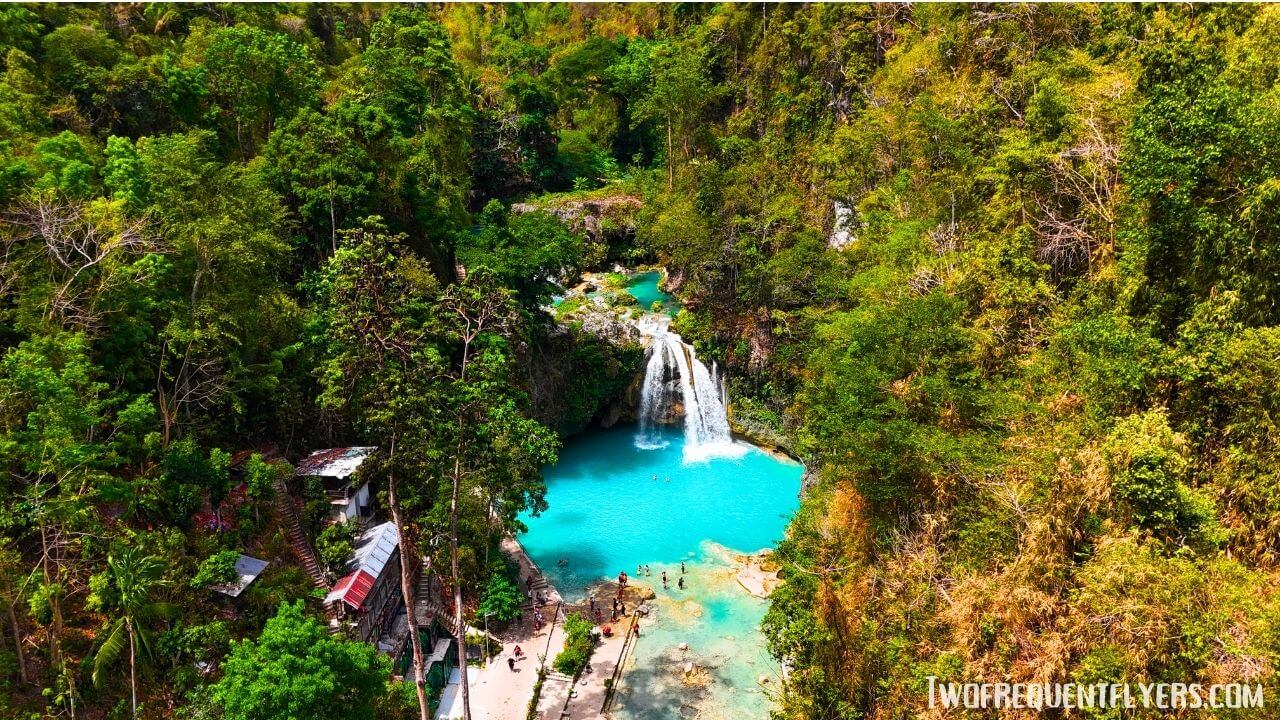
[{"xmin": 2, "ymin": 3, "xmax": 1279, "ymax": 719}]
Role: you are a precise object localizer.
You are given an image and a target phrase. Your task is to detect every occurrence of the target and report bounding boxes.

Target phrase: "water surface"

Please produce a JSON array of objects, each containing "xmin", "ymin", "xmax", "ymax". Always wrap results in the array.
[
  {"xmin": 626, "ymin": 271, "xmax": 679, "ymax": 315},
  {"xmin": 520, "ymin": 426, "xmax": 799, "ymax": 598},
  {"xmin": 519, "ymin": 425, "xmax": 801, "ymax": 718}
]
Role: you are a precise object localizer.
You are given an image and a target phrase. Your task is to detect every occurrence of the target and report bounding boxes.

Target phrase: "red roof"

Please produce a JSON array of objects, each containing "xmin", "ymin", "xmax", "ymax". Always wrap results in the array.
[{"xmin": 327, "ymin": 569, "xmax": 376, "ymax": 610}]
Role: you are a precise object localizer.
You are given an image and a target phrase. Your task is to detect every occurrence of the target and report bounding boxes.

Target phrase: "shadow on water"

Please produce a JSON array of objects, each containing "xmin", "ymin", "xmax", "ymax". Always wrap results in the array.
[
  {"xmin": 551, "ymin": 426, "xmax": 688, "ymax": 480},
  {"xmin": 522, "ymin": 541, "xmax": 614, "ymax": 596}
]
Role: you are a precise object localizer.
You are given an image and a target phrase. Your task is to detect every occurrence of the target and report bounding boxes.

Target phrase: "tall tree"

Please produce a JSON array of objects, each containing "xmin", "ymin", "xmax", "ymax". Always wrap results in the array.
[
  {"xmin": 318, "ymin": 225, "xmax": 555, "ymax": 720},
  {"xmin": 89, "ymin": 549, "xmax": 175, "ymax": 720},
  {"xmin": 317, "ymin": 223, "xmax": 443, "ymax": 720}
]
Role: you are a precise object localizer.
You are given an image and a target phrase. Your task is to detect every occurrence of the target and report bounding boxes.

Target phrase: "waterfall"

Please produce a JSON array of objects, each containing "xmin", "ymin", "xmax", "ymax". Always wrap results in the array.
[
  {"xmin": 635, "ymin": 338, "xmax": 675, "ymax": 450},
  {"xmin": 635, "ymin": 317, "xmax": 744, "ymax": 461}
]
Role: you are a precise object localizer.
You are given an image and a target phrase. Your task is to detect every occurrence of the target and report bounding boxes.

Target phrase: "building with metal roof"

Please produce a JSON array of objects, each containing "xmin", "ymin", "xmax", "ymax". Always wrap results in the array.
[
  {"xmin": 296, "ymin": 446, "xmax": 377, "ymax": 523},
  {"xmin": 209, "ymin": 554, "xmax": 270, "ymax": 598},
  {"xmin": 325, "ymin": 521, "xmax": 404, "ymax": 642}
]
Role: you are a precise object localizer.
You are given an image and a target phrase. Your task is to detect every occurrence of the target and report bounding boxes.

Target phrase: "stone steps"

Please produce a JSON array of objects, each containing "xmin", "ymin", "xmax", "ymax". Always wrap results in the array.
[{"xmin": 272, "ymin": 477, "xmax": 329, "ymax": 590}]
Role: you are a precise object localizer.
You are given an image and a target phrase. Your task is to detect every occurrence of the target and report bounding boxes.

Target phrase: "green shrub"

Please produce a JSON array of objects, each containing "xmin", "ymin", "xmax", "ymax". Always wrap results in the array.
[
  {"xmin": 551, "ymin": 612, "xmax": 595, "ymax": 676},
  {"xmin": 316, "ymin": 523, "xmax": 358, "ymax": 577},
  {"xmin": 1104, "ymin": 410, "xmax": 1224, "ymax": 546},
  {"xmin": 192, "ymin": 549, "xmax": 241, "ymax": 588}
]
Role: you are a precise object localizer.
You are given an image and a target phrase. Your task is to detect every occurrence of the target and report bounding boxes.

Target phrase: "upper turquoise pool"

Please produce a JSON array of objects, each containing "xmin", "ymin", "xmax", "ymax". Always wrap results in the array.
[{"xmin": 625, "ymin": 271, "xmax": 678, "ymax": 315}]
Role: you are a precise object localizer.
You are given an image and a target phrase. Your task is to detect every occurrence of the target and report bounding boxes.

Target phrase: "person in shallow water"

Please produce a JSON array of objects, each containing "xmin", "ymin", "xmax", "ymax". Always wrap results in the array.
[
  {"xmin": 678, "ymin": 576, "xmax": 685, "ymax": 590},
  {"xmin": 661, "ymin": 571, "xmax": 668, "ymax": 588},
  {"xmin": 681, "ymin": 561, "xmax": 686, "ymax": 574}
]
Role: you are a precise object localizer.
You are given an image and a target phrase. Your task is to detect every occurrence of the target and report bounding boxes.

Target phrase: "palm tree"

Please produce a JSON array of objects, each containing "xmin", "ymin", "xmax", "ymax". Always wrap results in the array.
[{"xmin": 91, "ymin": 549, "xmax": 176, "ymax": 720}]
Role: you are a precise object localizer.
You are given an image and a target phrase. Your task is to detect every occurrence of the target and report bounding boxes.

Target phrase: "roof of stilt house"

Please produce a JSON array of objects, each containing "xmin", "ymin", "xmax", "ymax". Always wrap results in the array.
[
  {"xmin": 324, "ymin": 521, "xmax": 399, "ymax": 610},
  {"xmin": 295, "ymin": 446, "xmax": 377, "ymax": 479}
]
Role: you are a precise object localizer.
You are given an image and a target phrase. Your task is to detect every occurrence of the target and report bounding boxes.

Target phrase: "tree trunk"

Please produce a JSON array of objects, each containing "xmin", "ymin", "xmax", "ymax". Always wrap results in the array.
[
  {"xmin": 388, "ymin": 459, "xmax": 431, "ymax": 720},
  {"xmin": 9, "ymin": 593, "xmax": 26, "ymax": 683},
  {"xmin": 129, "ymin": 623, "xmax": 137, "ymax": 720},
  {"xmin": 329, "ymin": 184, "xmax": 337, "ymax": 253},
  {"xmin": 450, "ymin": 456, "xmax": 472, "ymax": 720}
]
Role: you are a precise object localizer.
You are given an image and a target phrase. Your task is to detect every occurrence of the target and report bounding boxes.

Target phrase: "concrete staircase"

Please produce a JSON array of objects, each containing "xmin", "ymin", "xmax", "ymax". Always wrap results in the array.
[
  {"xmin": 525, "ymin": 572, "xmax": 551, "ymax": 607},
  {"xmin": 273, "ymin": 476, "xmax": 328, "ymax": 589},
  {"xmin": 415, "ymin": 568, "xmax": 460, "ymax": 636}
]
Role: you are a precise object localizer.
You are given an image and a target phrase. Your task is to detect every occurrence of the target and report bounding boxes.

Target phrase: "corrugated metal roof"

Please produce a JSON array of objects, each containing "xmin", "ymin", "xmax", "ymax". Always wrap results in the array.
[
  {"xmin": 323, "ymin": 521, "xmax": 399, "ymax": 610},
  {"xmin": 211, "ymin": 554, "xmax": 269, "ymax": 598},
  {"xmin": 326, "ymin": 569, "xmax": 376, "ymax": 608},
  {"xmin": 296, "ymin": 447, "xmax": 376, "ymax": 479},
  {"xmin": 354, "ymin": 520, "xmax": 398, "ymax": 579}
]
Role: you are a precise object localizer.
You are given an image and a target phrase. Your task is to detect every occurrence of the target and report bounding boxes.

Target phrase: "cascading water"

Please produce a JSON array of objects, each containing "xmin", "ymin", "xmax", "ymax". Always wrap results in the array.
[{"xmin": 635, "ymin": 317, "xmax": 744, "ymax": 461}]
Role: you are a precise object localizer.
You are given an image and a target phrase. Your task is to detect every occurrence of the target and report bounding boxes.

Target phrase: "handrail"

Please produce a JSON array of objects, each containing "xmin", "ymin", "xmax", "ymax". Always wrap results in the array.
[{"xmin": 600, "ymin": 611, "xmax": 640, "ymax": 713}]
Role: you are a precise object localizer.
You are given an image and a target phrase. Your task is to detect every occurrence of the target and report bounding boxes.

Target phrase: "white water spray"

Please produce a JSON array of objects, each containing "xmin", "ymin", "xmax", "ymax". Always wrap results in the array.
[{"xmin": 635, "ymin": 316, "xmax": 744, "ymax": 461}]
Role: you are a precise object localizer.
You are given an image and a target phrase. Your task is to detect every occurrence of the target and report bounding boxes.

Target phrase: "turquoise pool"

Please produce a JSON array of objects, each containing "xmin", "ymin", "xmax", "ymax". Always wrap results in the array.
[
  {"xmin": 519, "ymin": 425, "xmax": 802, "ymax": 718},
  {"xmin": 625, "ymin": 271, "xmax": 678, "ymax": 315}
]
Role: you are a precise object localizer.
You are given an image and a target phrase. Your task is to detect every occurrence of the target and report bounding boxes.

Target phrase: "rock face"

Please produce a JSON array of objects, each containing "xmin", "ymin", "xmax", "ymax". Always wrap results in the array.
[
  {"xmin": 828, "ymin": 200, "xmax": 858, "ymax": 250},
  {"xmin": 523, "ymin": 316, "xmax": 643, "ymax": 435},
  {"xmin": 728, "ymin": 410, "xmax": 793, "ymax": 455},
  {"xmin": 736, "ymin": 551, "xmax": 782, "ymax": 598},
  {"xmin": 539, "ymin": 275, "xmax": 651, "ymax": 431},
  {"xmin": 799, "ymin": 464, "xmax": 819, "ymax": 496},
  {"xmin": 511, "ymin": 195, "xmax": 642, "ymax": 246}
]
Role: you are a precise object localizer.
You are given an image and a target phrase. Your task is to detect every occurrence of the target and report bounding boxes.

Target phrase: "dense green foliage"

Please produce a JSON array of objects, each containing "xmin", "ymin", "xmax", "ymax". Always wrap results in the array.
[
  {"xmin": 209, "ymin": 601, "xmax": 392, "ymax": 720},
  {"xmin": 0, "ymin": 5, "xmax": 607, "ymax": 717},
  {"xmin": 551, "ymin": 612, "xmax": 595, "ymax": 677},
  {"xmin": 477, "ymin": 572, "xmax": 524, "ymax": 625},
  {"xmin": 3, "ymin": 4, "xmax": 1280, "ymax": 719}
]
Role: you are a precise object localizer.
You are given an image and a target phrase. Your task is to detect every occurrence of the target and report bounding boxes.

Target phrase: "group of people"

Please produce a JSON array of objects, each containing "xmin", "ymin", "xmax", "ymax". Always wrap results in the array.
[
  {"xmin": 504, "ymin": 559, "xmax": 699, "ymax": 672},
  {"xmin": 522, "ymin": 573, "xmax": 551, "ymax": 606},
  {"xmin": 589, "ymin": 594, "xmax": 629, "ymax": 623},
  {"xmin": 624, "ymin": 560, "xmax": 690, "ymax": 592}
]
